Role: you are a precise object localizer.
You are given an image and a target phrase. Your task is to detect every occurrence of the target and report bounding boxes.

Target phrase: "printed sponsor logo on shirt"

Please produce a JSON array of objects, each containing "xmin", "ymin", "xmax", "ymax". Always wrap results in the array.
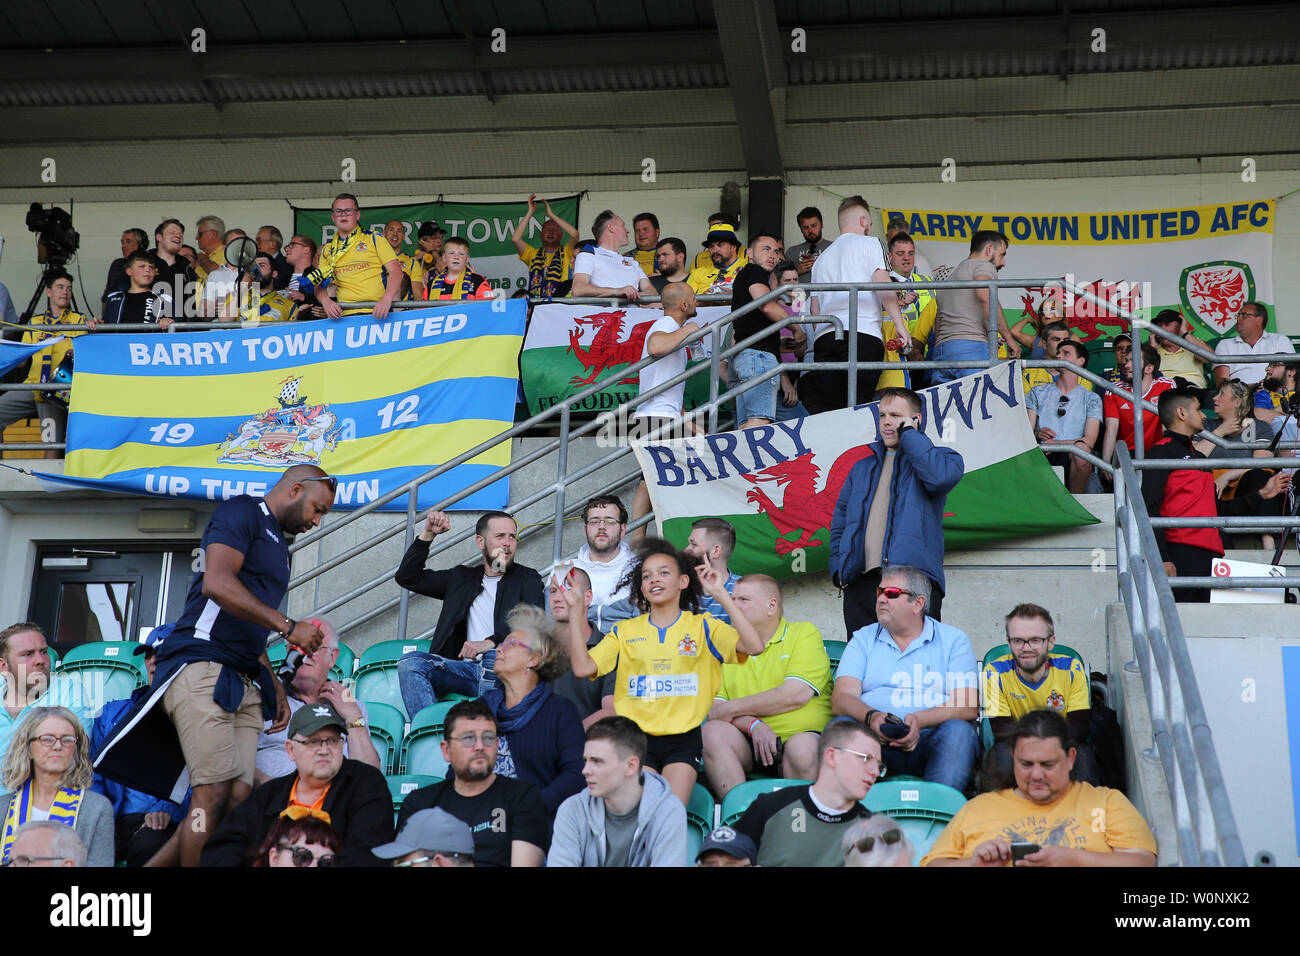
[
  {"xmin": 627, "ymin": 674, "xmax": 700, "ymax": 698},
  {"xmin": 652, "ymin": 660, "xmax": 672, "ymax": 673},
  {"xmin": 625, "ymin": 637, "xmax": 647, "ymax": 644}
]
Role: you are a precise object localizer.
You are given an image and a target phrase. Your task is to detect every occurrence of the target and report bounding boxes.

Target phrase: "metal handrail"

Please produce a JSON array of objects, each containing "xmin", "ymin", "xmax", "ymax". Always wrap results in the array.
[{"xmin": 1112, "ymin": 443, "xmax": 1247, "ymax": 866}]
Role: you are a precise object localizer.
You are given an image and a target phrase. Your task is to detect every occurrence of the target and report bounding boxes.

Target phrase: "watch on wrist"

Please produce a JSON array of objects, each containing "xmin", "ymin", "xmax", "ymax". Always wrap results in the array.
[
  {"xmin": 348, "ymin": 718, "xmax": 367, "ymax": 729},
  {"xmin": 279, "ymin": 617, "xmax": 295, "ymax": 640}
]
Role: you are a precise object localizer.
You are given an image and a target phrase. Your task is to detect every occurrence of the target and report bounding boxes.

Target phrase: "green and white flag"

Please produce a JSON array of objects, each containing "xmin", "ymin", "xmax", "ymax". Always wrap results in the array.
[
  {"xmin": 521, "ymin": 303, "xmax": 730, "ymax": 415},
  {"xmin": 631, "ymin": 361, "xmax": 1099, "ymax": 579}
]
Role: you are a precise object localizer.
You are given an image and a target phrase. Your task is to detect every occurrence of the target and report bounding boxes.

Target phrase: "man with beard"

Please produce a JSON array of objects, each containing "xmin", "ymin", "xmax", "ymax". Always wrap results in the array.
[
  {"xmin": 686, "ymin": 223, "xmax": 747, "ymax": 296},
  {"xmin": 786, "ymin": 206, "xmax": 831, "ymax": 285},
  {"xmin": 511, "ymin": 194, "xmax": 580, "ymax": 299},
  {"xmin": 92, "ymin": 465, "xmax": 336, "ymax": 866},
  {"xmin": 568, "ymin": 495, "xmax": 637, "ymax": 632},
  {"xmin": 0, "ymin": 623, "xmax": 94, "ymax": 758},
  {"xmin": 395, "ymin": 511, "xmax": 545, "ymax": 718},
  {"xmin": 981, "ymin": 604, "xmax": 1100, "ymax": 787},
  {"xmin": 1253, "ymin": 360, "xmax": 1297, "ymax": 428},
  {"xmin": 396, "ymin": 698, "xmax": 548, "ymax": 867}
]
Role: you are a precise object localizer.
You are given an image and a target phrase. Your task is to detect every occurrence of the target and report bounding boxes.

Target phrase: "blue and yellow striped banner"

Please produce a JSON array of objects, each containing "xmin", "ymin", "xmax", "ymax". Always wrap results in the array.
[{"xmin": 53, "ymin": 303, "xmax": 524, "ymax": 511}]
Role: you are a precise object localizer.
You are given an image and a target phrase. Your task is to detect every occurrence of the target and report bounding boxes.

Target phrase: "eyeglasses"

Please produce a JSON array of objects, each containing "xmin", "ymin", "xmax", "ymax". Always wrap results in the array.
[
  {"xmin": 331, "ymin": 208, "xmax": 359, "ymax": 217},
  {"xmin": 299, "ymin": 475, "xmax": 338, "ymax": 492},
  {"xmin": 875, "ymin": 586, "xmax": 916, "ymax": 600},
  {"xmin": 449, "ymin": 733, "xmax": 498, "ymax": 748},
  {"xmin": 1056, "ymin": 396, "xmax": 1069, "ymax": 418},
  {"xmin": 1008, "ymin": 636, "xmax": 1050, "ymax": 649},
  {"xmin": 585, "ymin": 518, "xmax": 622, "ymax": 527},
  {"xmin": 278, "ymin": 844, "xmax": 338, "ymax": 867},
  {"xmin": 293, "ymin": 735, "xmax": 344, "ymax": 751},
  {"xmin": 499, "ymin": 637, "xmax": 534, "ymax": 654},
  {"xmin": 851, "ymin": 828, "xmax": 904, "ymax": 854},
  {"xmin": 33, "ymin": 734, "xmax": 77, "ymax": 749},
  {"xmin": 392, "ymin": 855, "xmax": 434, "ymax": 867},
  {"xmin": 3, "ymin": 855, "xmax": 69, "ymax": 867},
  {"xmin": 836, "ymin": 747, "xmax": 886, "ymax": 775}
]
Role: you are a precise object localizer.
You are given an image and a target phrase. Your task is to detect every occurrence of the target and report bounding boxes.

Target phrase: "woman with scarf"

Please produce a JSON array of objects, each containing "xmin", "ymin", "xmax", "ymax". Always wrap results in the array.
[
  {"xmin": 2, "ymin": 706, "xmax": 114, "ymax": 867},
  {"xmin": 485, "ymin": 604, "xmax": 585, "ymax": 817}
]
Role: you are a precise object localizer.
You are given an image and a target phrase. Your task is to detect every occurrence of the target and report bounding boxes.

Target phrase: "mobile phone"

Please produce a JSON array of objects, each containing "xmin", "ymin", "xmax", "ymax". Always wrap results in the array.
[
  {"xmin": 1010, "ymin": 842, "xmax": 1040, "ymax": 862},
  {"xmin": 878, "ymin": 714, "xmax": 909, "ymax": 740}
]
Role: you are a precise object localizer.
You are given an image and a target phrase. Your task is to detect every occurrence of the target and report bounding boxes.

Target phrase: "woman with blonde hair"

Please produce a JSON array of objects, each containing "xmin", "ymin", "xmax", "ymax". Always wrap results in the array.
[{"xmin": 1, "ymin": 706, "xmax": 114, "ymax": 866}]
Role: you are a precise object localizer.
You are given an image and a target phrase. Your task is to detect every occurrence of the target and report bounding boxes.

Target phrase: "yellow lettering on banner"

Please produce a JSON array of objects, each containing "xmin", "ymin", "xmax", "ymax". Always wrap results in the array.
[{"xmin": 880, "ymin": 200, "xmax": 1274, "ymax": 245}]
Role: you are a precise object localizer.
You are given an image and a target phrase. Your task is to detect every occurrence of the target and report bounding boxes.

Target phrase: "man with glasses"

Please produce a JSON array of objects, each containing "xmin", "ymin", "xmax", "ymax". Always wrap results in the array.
[
  {"xmin": 201, "ymin": 700, "xmax": 393, "ymax": 866},
  {"xmin": 395, "ymin": 510, "xmax": 545, "ymax": 719},
  {"xmin": 981, "ymin": 603, "xmax": 1100, "ymax": 787},
  {"xmin": 1025, "ymin": 340, "xmax": 1103, "ymax": 493},
  {"xmin": 6, "ymin": 821, "xmax": 86, "ymax": 867},
  {"xmin": 372, "ymin": 808, "xmax": 476, "ymax": 867},
  {"xmin": 93, "ymin": 465, "xmax": 336, "ymax": 867},
  {"xmin": 300, "ymin": 193, "xmax": 403, "ymax": 320},
  {"xmin": 732, "ymin": 718, "xmax": 879, "ymax": 867},
  {"xmin": 1213, "ymin": 301, "xmax": 1294, "ymax": 387},
  {"xmin": 567, "ymin": 495, "xmax": 637, "ymax": 632},
  {"xmin": 396, "ymin": 699, "xmax": 548, "ymax": 867},
  {"xmin": 830, "ymin": 566, "xmax": 979, "ymax": 792}
]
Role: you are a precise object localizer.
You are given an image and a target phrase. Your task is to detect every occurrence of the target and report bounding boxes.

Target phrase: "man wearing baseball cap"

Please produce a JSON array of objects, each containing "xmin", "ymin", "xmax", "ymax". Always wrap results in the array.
[
  {"xmin": 201, "ymin": 699, "xmax": 393, "ymax": 866},
  {"xmin": 373, "ymin": 808, "xmax": 476, "ymax": 867},
  {"xmin": 695, "ymin": 826, "xmax": 757, "ymax": 867},
  {"xmin": 686, "ymin": 223, "xmax": 747, "ymax": 296}
]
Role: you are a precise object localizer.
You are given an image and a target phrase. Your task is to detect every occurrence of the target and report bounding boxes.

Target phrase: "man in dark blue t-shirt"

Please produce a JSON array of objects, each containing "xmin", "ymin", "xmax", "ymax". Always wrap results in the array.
[{"xmin": 139, "ymin": 464, "xmax": 334, "ymax": 866}]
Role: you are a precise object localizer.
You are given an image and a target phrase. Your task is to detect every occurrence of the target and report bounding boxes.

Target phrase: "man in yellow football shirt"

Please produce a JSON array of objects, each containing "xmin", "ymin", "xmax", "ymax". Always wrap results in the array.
[
  {"xmin": 510, "ymin": 194, "xmax": 579, "ymax": 299},
  {"xmin": 686, "ymin": 224, "xmax": 747, "ymax": 295},
  {"xmin": 625, "ymin": 213, "xmax": 660, "ymax": 277},
  {"xmin": 304, "ymin": 194, "xmax": 402, "ymax": 320},
  {"xmin": 0, "ymin": 271, "xmax": 86, "ymax": 459},
  {"xmin": 701, "ymin": 574, "xmax": 833, "ymax": 796}
]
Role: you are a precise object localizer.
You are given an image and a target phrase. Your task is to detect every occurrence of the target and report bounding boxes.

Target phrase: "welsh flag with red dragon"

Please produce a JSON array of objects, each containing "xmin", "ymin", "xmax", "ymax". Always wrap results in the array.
[{"xmin": 632, "ymin": 361, "xmax": 1098, "ymax": 579}]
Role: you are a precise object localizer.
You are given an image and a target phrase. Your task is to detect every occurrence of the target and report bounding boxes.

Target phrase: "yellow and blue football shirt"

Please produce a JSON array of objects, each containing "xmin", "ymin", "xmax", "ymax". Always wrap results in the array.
[
  {"xmin": 305, "ymin": 229, "xmax": 398, "ymax": 313},
  {"xmin": 590, "ymin": 610, "xmax": 745, "ymax": 736},
  {"xmin": 981, "ymin": 652, "xmax": 1089, "ymax": 720}
]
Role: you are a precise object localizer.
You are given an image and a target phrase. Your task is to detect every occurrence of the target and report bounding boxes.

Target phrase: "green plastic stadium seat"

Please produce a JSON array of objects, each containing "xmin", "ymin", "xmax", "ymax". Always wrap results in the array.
[
  {"xmin": 979, "ymin": 643, "xmax": 1086, "ymax": 751},
  {"xmin": 364, "ymin": 701, "xmax": 407, "ymax": 775},
  {"xmin": 719, "ymin": 778, "xmax": 808, "ymax": 829},
  {"xmin": 386, "ymin": 774, "xmax": 435, "ymax": 824},
  {"xmin": 401, "ymin": 701, "xmax": 457, "ymax": 777},
  {"xmin": 336, "ymin": 642, "xmax": 356, "ymax": 677},
  {"xmin": 864, "ymin": 779, "xmax": 967, "ymax": 865},
  {"xmin": 823, "ymin": 640, "xmax": 847, "ymax": 674},
  {"xmin": 686, "ymin": 784, "xmax": 716, "ymax": 861},
  {"xmin": 353, "ymin": 639, "xmax": 431, "ymax": 719},
  {"xmin": 55, "ymin": 641, "xmax": 148, "ymax": 713}
]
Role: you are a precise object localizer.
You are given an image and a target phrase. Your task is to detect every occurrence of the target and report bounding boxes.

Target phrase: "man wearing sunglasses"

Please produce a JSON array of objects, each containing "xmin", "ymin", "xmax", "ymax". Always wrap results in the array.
[
  {"xmin": 732, "ymin": 718, "xmax": 879, "ymax": 867},
  {"xmin": 372, "ymin": 808, "xmax": 475, "ymax": 867},
  {"xmin": 93, "ymin": 465, "xmax": 336, "ymax": 867},
  {"xmin": 830, "ymin": 566, "xmax": 979, "ymax": 792},
  {"xmin": 202, "ymin": 700, "xmax": 393, "ymax": 867},
  {"xmin": 1025, "ymin": 339, "xmax": 1103, "ymax": 494}
]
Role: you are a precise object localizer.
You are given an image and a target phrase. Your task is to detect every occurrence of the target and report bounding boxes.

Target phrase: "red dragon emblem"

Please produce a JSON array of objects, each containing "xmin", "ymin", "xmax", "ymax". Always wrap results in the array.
[
  {"xmin": 566, "ymin": 310, "xmax": 657, "ymax": 385},
  {"xmin": 1020, "ymin": 279, "xmax": 1142, "ymax": 342},
  {"xmin": 741, "ymin": 446, "xmax": 873, "ymax": 554},
  {"xmin": 1186, "ymin": 267, "xmax": 1246, "ymax": 332}
]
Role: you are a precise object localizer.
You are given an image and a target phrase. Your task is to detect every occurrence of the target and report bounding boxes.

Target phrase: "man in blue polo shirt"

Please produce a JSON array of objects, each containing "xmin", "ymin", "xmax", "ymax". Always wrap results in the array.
[
  {"xmin": 93, "ymin": 464, "xmax": 335, "ymax": 866},
  {"xmin": 829, "ymin": 565, "xmax": 979, "ymax": 791}
]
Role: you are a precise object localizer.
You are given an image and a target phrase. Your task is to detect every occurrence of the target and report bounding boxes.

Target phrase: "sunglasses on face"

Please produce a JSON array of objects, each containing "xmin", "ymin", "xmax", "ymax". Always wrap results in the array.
[
  {"xmin": 876, "ymin": 586, "xmax": 915, "ymax": 600},
  {"xmin": 851, "ymin": 828, "xmax": 904, "ymax": 854},
  {"xmin": 278, "ymin": 844, "xmax": 338, "ymax": 867}
]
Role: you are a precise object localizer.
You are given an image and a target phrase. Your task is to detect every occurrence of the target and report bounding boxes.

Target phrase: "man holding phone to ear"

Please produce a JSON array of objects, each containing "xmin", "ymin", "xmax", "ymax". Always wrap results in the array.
[{"xmin": 829, "ymin": 387, "xmax": 964, "ymax": 637}]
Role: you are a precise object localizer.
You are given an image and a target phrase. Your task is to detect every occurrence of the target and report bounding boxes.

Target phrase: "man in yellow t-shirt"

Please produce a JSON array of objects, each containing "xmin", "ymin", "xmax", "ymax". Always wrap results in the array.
[
  {"xmin": 625, "ymin": 212, "xmax": 661, "ymax": 277},
  {"xmin": 562, "ymin": 541, "xmax": 764, "ymax": 806},
  {"xmin": 302, "ymin": 194, "xmax": 402, "ymax": 320},
  {"xmin": 982, "ymin": 603, "xmax": 1100, "ymax": 785},
  {"xmin": 0, "ymin": 271, "xmax": 86, "ymax": 458},
  {"xmin": 380, "ymin": 219, "xmax": 422, "ymax": 300},
  {"xmin": 510, "ymin": 194, "xmax": 579, "ymax": 299},
  {"xmin": 923, "ymin": 710, "xmax": 1157, "ymax": 866},
  {"xmin": 702, "ymin": 575, "xmax": 833, "ymax": 796},
  {"xmin": 686, "ymin": 223, "xmax": 748, "ymax": 295}
]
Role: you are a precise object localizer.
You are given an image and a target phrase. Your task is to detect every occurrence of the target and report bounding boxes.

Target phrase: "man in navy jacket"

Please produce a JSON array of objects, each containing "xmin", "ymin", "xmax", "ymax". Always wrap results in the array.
[
  {"xmin": 395, "ymin": 510, "xmax": 545, "ymax": 718},
  {"xmin": 829, "ymin": 387, "xmax": 964, "ymax": 637}
]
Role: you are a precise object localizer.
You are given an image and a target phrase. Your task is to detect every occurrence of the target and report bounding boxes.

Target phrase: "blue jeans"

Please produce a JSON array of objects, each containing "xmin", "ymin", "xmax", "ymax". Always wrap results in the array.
[
  {"xmin": 928, "ymin": 339, "xmax": 992, "ymax": 387},
  {"xmin": 398, "ymin": 650, "xmax": 497, "ymax": 718},
  {"xmin": 731, "ymin": 348, "xmax": 780, "ymax": 422},
  {"xmin": 881, "ymin": 719, "xmax": 977, "ymax": 791}
]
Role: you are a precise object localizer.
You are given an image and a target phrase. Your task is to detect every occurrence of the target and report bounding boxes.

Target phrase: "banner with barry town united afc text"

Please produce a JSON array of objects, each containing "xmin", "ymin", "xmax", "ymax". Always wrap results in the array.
[
  {"xmin": 633, "ymin": 361, "xmax": 1098, "ymax": 581},
  {"xmin": 293, "ymin": 195, "xmax": 582, "ymax": 295},
  {"xmin": 521, "ymin": 303, "xmax": 728, "ymax": 416},
  {"xmin": 54, "ymin": 303, "xmax": 525, "ymax": 511},
  {"xmin": 883, "ymin": 199, "xmax": 1276, "ymax": 342}
]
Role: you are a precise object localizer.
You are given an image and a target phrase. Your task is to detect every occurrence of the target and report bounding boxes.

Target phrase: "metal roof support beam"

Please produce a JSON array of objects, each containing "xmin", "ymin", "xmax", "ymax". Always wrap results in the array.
[{"xmin": 712, "ymin": 0, "xmax": 786, "ymax": 183}]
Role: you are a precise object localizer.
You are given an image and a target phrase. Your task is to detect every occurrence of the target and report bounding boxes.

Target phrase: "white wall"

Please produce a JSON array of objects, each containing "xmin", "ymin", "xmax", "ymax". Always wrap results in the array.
[{"xmin": 3, "ymin": 171, "xmax": 1297, "ymax": 330}]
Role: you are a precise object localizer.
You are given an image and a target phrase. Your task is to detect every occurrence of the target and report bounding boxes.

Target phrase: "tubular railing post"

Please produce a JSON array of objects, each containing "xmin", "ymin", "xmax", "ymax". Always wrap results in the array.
[
  {"xmin": 986, "ymin": 278, "xmax": 1000, "ymax": 366},
  {"xmin": 397, "ymin": 482, "xmax": 417, "ymax": 642},
  {"xmin": 1132, "ymin": 316, "xmax": 1145, "ymax": 461},
  {"xmin": 847, "ymin": 294, "xmax": 858, "ymax": 408},
  {"xmin": 553, "ymin": 403, "xmax": 571, "ymax": 566},
  {"xmin": 708, "ymin": 321, "xmax": 721, "ymax": 434}
]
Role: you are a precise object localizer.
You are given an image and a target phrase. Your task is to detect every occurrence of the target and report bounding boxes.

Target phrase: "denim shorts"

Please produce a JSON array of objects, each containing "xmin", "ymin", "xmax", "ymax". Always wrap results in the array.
[{"xmin": 732, "ymin": 348, "xmax": 780, "ymax": 422}]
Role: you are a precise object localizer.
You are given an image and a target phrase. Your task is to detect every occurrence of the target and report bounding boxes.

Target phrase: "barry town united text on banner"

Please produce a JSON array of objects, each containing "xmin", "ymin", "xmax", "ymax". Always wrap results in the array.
[
  {"xmin": 632, "ymin": 361, "xmax": 1098, "ymax": 580},
  {"xmin": 53, "ymin": 303, "xmax": 525, "ymax": 511},
  {"xmin": 882, "ymin": 199, "xmax": 1275, "ymax": 343},
  {"xmin": 521, "ymin": 304, "xmax": 727, "ymax": 416},
  {"xmin": 293, "ymin": 195, "xmax": 581, "ymax": 295}
]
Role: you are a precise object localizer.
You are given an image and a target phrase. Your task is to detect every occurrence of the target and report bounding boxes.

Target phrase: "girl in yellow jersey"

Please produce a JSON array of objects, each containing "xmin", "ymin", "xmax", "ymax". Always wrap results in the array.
[{"xmin": 562, "ymin": 538, "xmax": 764, "ymax": 805}]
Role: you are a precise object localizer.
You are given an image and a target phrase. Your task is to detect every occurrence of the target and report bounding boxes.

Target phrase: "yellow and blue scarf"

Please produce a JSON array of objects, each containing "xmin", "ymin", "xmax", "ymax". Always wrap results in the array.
[{"xmin": 1, "ymin": 780, "xmax": 82, "ymax": 864}]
